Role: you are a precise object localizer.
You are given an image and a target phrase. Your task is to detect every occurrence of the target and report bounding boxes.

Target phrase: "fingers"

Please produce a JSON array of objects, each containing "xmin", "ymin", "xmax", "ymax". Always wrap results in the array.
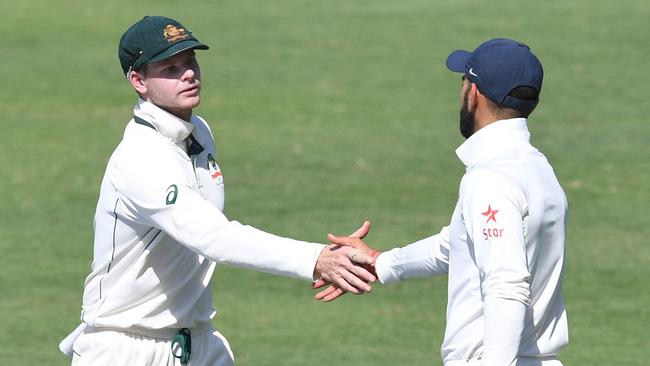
[
  {"xmin": 346, "ymin": 257, "xmax": 377, "ymax": 283},
  {"xmin": 349, "ymin": 220, "xmax": 371, "ymax": 239},
  {"xmin": 328, "ymin": 235, "xmax": 381, "ymax": 266},
  {"xmin": 334, "ymin": 267, "xmax": 372, "ymax": 293},
  {"xmin": 327, "ymin": 234, "xmax": 372, "ymax": 255},
  {"xmin": 347, "ymin": 248, "xmax": 374, "ymax": 265},
  {"xmin": 319, "ymin": 221, "xmax": 379, "ymax": 291},
  {"xmin": 327, "ymin": 234, "xmax": 370, "ymax": 254},
  {"xmin": 322, "ymin": 288, "xmax": 346, "ymax": 302},
  {"xmin": 324, "ymin": 260, "xmax": 374, "ymax": 294},
  {"xmin": 312, "ymin": 226, "xmax": 380, "ymax": 303},
  {"xmin": 314, "ymin": 245, "xmax": 376, "ymax": 295},
  {"xmin": 327, "ymin": 233, "xmax": 357, "ymax": 247},
  {"xmin": 312, "ymin": 259, "xmax": 374, "ymax": 302},
  {"xmin": 312, "ymin": 278, "xmax": 328, "ymax": 289},
  {"xmin": 314, "ymin": 285, "xmax": 347, "ymax": 302},
  {"xmin": 314, "ymin": 285, "xmax": 339, "ymax": 300},
  {"xmin": 312, "ymin": 251, "xmax": 375, "ymax": 293},
  {"xmin": 329, "ymin": 277, "xmax": 360, "ymax": 294}
]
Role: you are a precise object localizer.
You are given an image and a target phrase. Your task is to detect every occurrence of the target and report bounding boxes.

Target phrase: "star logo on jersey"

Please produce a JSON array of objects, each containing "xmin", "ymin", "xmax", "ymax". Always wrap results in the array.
[{"xmin": 481, "ymin": 205, "xmax": 499, "ymax": 223}]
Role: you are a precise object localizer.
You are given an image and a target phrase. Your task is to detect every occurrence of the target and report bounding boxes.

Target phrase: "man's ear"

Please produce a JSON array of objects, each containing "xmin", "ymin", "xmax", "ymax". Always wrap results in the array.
[
  {"xmin": 466, "ymin": 83, "xmax": 479, "ymax": 112},
  {"xmin": 129, "ymin": 71, "xmax": 147, "ymax": 96}
]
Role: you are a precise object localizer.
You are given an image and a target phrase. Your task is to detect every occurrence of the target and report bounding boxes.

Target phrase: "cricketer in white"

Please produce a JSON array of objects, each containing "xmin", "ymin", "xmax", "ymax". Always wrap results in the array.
[
  {"xmin": 62, "ymin": 98, "xmax": 374, "ymax": 364},
  {"xmin": 375, "ymin": 118, "xmax": 569, "ymax": 366},
  {"xmin": 62, "ymin": 15, "xmax": 377, "ymax": 365},
  {"xmin": 315, "ymin": 38, "xmax": 570, "ymax": 366}
]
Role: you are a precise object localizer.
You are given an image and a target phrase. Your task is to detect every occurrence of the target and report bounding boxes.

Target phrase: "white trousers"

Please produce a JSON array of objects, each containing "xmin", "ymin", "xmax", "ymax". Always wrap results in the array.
[
  {"xmin": 71, "ymin": 326, "xmax": 234, "ymax": 366},
  {"xmin": 445, "ymin": 356, "xmax": 563, "ymax": 366}
]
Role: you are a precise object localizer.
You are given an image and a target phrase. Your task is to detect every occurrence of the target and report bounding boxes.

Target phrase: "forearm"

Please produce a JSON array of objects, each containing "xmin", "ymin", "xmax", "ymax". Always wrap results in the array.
[
  {"xmin": 188, "ymin": 220, "xmax": 326, "ymax": 280},
  {"xmin": 143, "ymin": 190, "xmax": 325, "ymax": 280},
  {"xmin": 375, "ymin": 231, "xmax": 449, "ymax": 284}
]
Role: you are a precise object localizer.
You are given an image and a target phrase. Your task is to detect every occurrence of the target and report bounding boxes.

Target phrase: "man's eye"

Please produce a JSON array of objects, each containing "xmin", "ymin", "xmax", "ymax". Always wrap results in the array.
[{"xmin": 164, "ymin": 66, "xmax": 177, "ymax": 73}]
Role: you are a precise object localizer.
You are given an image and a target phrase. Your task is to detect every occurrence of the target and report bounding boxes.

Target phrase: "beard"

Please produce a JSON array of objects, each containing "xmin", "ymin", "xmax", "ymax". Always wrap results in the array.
[{"xmin": 459, "ymin": 88, "xmax": 476, "ymax": 139}]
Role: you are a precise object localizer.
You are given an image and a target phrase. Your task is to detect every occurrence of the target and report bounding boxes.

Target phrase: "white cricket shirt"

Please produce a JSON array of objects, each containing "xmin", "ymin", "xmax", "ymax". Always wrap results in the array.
[
  {"xmin": 79, "ymin": 99, "xmax": 324, "ymax": 331},
  {"xmin": 376, "ymin": 118, "xmax": 569, "ymax": 366}
]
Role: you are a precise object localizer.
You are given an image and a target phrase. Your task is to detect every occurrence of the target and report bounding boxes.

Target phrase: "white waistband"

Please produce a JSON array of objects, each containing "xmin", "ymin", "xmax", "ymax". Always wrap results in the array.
[
  {"xmin": 92, "ymin": 322, "xmax": 214, "ymax": 339},
  {"xmin": 445, "ymin": 356, "xmax": 562, "ymax": 366}
]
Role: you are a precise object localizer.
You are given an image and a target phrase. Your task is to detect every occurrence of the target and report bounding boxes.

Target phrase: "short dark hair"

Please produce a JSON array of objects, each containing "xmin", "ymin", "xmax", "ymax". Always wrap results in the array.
[
  {"xmin": 486, "ymin": 86, "xmax": 539, "ymax": 118},
  {"xmin": 507, "ymin": 86, "xmax": 539, "ymax": 117},
  {"xmin": 508, "ymin": 86, "xmax": 539, "ymax": 102}
]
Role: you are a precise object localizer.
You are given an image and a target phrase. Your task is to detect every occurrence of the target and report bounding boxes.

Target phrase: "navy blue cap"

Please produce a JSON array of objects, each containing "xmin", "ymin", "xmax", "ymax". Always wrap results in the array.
[{"xmin": 446, "ymin": 38, "xmax": 543, "ymax": 111}]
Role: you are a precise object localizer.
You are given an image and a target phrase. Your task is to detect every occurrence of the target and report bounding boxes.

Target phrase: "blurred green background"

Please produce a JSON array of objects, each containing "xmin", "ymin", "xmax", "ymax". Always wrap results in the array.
[{"xmin": 1, "ymin": 0, "xmax": 648, "ymax": 365}]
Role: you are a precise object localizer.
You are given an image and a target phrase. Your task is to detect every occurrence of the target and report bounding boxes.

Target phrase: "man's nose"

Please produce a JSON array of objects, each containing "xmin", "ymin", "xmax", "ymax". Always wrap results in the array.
[{"xmin": 181, "ymin": 67, "xmax": 195, "ymax": 82}]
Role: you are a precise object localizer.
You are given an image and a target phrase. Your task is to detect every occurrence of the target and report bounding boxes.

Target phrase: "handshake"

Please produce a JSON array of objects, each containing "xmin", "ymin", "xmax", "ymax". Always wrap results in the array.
[{"xmin": 312, "ymin": 221, "xmax": 381, "ymax": 302}]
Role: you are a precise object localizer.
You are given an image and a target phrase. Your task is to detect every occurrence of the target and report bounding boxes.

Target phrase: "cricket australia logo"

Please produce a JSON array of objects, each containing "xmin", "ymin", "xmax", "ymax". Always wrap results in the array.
[
  {"xmin": 163, "ymin": 25, "xmax": 189, "ymax": 43},
  {"xmin": 207, "ymin": 154, "xmax": 224, "ymax": 186},
  {"xmin": 481, "ymin": 204, "xmax": 504, "ymax": 240}
]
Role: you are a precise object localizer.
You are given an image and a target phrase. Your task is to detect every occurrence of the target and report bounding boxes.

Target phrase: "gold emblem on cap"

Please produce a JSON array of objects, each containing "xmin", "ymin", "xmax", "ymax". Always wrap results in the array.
[{"xmin": 163, "ymin": 25, "xmax": 189, "ymax": 43}]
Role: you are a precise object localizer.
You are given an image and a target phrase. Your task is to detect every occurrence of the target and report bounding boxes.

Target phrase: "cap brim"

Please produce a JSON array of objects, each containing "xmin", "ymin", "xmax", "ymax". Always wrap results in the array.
[
  {"xmin": 149, "ymin": 39, "xmax": 209, "ymax": 64},
  {"xmin": 445, "ymin": 50, "xmax": 472, "ymax": 73}
]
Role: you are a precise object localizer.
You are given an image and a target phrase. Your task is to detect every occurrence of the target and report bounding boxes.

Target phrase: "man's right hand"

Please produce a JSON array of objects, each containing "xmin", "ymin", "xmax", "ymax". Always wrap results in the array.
[
  {"xmin": 313, "ymin": 244, "xmax": 377, "ymax": 294},
  {"xmin": 313, "ymin": 227, "xmax": 381, "ymax": 302}
]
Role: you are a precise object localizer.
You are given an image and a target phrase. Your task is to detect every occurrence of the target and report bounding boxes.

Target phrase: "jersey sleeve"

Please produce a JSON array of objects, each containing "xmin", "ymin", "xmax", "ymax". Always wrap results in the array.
[
  {"xmin": 482, "ymin": 295, "xmax": 526, "ymax": 366},
  {"xmin": 461, "ymin": 168, "xmax": 531, "ymax": 303},
  {"xmin": 375, "ymin": 226, "xmax": 450, "ymax": 284},
  {"xmin": 460, "ymin": 168, "xmax": 530, "ymax": 365},
  {"xmin": 110, "ymin": 139, "xmax": 324, "ymax": 280}
]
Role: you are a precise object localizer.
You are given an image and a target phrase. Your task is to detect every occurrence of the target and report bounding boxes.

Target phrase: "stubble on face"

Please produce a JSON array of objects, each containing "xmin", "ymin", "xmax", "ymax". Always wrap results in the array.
[{"xmin": 459, "ymin": 87, "xmax": 476, "ymax": 139}]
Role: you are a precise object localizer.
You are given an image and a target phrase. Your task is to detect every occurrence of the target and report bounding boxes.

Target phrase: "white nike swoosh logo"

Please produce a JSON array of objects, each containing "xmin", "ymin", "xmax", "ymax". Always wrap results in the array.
[{"xmin": 469, "ymin": 68, "xmax": 478, "ymax": 77}]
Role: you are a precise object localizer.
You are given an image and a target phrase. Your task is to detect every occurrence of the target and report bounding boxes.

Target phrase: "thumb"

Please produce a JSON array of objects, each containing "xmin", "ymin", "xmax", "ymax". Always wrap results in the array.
[
  {"xmin": 349, "ymin": 220, "xmax": 371, "ymax": 239},
  {"xmin": 327, "ymin": 233, "xmax": 356, "ymax": 246},
  {"xmin": 328, "ymin": 234, "xmax": 376, "ymax": 255}
]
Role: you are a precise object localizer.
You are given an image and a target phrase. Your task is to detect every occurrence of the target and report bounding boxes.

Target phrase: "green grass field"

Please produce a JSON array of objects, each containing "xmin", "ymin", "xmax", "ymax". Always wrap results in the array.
[{"xmin": 2, "ymin": 0, "xmax": 649, "ymax": 365}]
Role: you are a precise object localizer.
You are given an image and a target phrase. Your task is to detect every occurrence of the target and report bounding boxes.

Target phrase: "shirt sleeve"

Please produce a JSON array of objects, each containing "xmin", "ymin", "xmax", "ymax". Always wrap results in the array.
[
  {"xmin": 375, "ymin": 226, "xmax": 450, "ymax": 284},
  {"xmin": 461, "ymin": 168, "xmax": 531, "ymax": 365},
  {"xmin": 462, "ymin": 168, "xmax": 531, "ymax": 302},
  {"xmin": 111, "ymin": 141, "xmax": 324, "ymax": 281},
  {"xmin": 482, "ymin": 296, "xmax": 526, "ymax": 366}
]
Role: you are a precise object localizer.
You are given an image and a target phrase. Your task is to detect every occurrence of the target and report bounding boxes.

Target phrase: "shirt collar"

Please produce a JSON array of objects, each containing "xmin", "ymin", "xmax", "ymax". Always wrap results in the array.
[
  {"xmin": 455, "ymin": 118, "xmax": 531, "ymax": 167},
  {"xmin": 133, "ymin": 98, "xmax": 195, "ymax": 144}
]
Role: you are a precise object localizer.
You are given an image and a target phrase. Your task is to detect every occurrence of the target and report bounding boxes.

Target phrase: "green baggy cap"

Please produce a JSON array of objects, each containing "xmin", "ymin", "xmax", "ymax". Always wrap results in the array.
[{"xmin": 119, "ymin": 16, "xmax": 209, "ymax": 77}]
